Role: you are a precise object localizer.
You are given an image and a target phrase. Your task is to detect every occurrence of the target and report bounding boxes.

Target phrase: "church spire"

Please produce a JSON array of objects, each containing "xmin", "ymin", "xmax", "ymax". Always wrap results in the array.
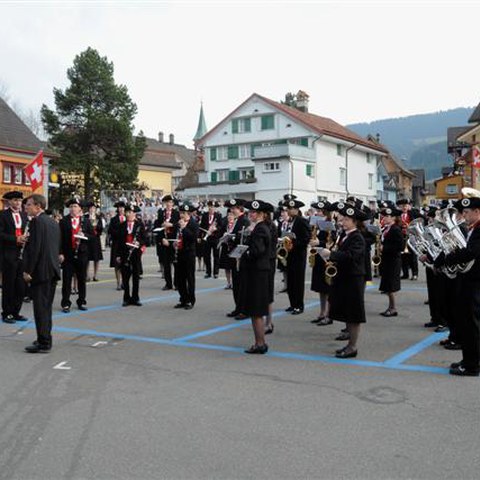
[{"xmin": 193, "ymin": 102, "xmax": 207, "ymax": 141}]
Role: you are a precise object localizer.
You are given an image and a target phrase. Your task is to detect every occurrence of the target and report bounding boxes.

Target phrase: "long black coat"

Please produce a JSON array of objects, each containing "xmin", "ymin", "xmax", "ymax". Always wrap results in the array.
[
  {"xmin": 23, "ymin": 212, "xmax": 61, "ymax": 285},
  {"xmin": 328, "ymin": 230, "xmax": 366, "ymax": 324},
  {"xmin": 243, "ymin": 221, "xmax": 271, "ymax": 317},
  {"xmin": 108, "ymin": 214, "xmax": 126, "ymax": 267},
  {"xmin": 379, "ymin": 224, "xmax": 403, "ymax": 293}
]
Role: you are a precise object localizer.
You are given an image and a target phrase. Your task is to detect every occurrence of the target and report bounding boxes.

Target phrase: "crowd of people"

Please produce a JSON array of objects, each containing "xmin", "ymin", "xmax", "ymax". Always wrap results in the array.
[{"xmin": 1, "ymin": 189, "xmax": 479, "ymax": 377}]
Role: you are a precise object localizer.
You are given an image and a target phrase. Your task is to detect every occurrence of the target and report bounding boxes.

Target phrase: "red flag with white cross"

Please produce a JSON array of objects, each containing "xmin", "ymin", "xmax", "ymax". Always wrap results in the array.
[
  {"xmin": 24, "ymin": 150, "xmax": 44, "ymax": 191},
  {"xmin": 473, "ymin": 146, "xmax": 480, "ymax": 169}
]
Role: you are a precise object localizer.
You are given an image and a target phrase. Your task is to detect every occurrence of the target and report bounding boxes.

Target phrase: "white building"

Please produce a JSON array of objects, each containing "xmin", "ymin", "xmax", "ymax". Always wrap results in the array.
[{"xmin": 178, "ymin": 92, "xmax": 388, "ymax": 207}]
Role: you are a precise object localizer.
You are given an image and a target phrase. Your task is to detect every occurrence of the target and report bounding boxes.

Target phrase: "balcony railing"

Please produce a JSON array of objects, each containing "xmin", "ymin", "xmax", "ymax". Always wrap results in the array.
[{"xmin": 253, "ymin": 143, "xmax": 315, "ymax": 161}]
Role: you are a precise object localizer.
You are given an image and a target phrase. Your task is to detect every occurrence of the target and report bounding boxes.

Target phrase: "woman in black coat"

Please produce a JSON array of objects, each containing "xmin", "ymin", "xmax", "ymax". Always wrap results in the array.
[
  {"xmin": 318, "ymin": 204, "xmax": 366, "ymax": 358},
  {"xmin": 242, "ymin": 200, "xmax": 273, "ymax": 354},
  {"xmin": 379, "ymin": 207, "xmax": 404, "ymax": 317}
]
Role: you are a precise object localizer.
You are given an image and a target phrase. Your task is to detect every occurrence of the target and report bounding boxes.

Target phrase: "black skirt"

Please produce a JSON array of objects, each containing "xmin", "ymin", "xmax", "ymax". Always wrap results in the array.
[
  {"xmin": 329, "ymin": 275, "xmax": 366, "ymax": 324},
  {"xmin": 310, "ymin": 255, "xmax": 330, "ymax": 294},
  {"xmin": 379, "ymin": 254, "xmax": 401, "ymax": 293},
  {"xmin": 89, "ymin": 236, "xmax": 103, "ymax": 262},
  {"xmin": 245, "ymin": 269, "xmax": 270, "ymax": 317}
]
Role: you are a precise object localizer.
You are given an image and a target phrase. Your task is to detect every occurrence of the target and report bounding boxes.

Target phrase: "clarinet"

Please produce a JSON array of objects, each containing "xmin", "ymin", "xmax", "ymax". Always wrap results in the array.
[
  {"xmin": 73, "ymin": 217, "xmax": 85, "ymax": 260},
  {"xmin": 173, "ymin": 226, "xmax": 180, "ymax": 264},
  {"xmin": 18, "ymin": 219, "xmax": 31, "ymax": 260},
  {"xmin": 126, "ymin": 224, "xmax": 140, "ymax": 267}
]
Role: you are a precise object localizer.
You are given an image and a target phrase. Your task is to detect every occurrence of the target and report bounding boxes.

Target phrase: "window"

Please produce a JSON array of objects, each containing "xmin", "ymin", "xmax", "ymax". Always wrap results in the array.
[
  {"xmin": 210, "ymin": 148, "xmax": 217, "ymax": 161},
  {"xmin": 217, "ymin": 147, "xmax": 227, "ymax": 161},
  {"xmin": 239, "ymin": 144, "xmax": 249, "ymax": 159},
  {"xmin": 261, "ymin": 115, "xmax": 275, "ymax": 130},
  {"xmin": 14, "ymin": 166, "xmax": 22, "ymax": 185},
  {"xmin": 368, "ymin": 173, "xmax": 373, "ymax": 189},
  {"xmin": 24, "ymin": 171, "xmax": 31, "ymax": 185},
  {"xmin": 217, "ymin": 169, "xmax": 229, "ymax": 182},
  {"xmin": 340, "ymin": 167, "xmax": 346, "ymax": 186},
  {"xmin": 232, "ymin": 117, "xmax": 251, "ymax": 134},
  {"xmin": 366, "ymin": 152, "xmax": 373, "ymax": 163},
  {"xmin": 446, "ymin": 184, "xmax": 458, "ymax": 195},
  {"xmin": 239, "ymin": 168, "xmax": 254, "ymax": 180},
  {"xmin": 211, "ymin": 172, "xmax": 217, "ymax": 183},
  {"xmin": 264, "ymin": 162, "xmax": 280, "ymax": 172},
  {"xmin": 337, "ymin": 144, "xmax": 345, "ymax": 156},
  {"xmin": 227, "ymin": 145, "xmax": 239, "ymax": 159},
  {"xmin": 3, "ymin": 165, "xmax": 11, "ymax": 183},
  {"xmin": 306, "ymin": 164, "xmax": 315, "ymax": 177},
  {"xmin": 228, "ymin": 170, "xmax": 240, "ymax": 182}
]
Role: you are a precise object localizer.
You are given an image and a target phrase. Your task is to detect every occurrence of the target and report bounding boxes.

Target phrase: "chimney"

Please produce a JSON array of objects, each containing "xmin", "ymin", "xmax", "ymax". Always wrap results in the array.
[
  {"xmin": 158, "ymin": 131, "xmax": 164, "ymax": 143},
  {"xmin": 295, "ymin": 90, "xmax": 309, "ymax": 113},
  {"xmin": 169, "ymin": 133, "xmax": 174, "ymax": 145}
]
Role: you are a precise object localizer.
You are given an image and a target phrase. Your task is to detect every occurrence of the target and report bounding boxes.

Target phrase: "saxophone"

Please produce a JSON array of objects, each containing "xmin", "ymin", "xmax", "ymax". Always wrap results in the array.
[{"xmin": 308, "ymin": 225, "xmax": 319, "ymax": 268}]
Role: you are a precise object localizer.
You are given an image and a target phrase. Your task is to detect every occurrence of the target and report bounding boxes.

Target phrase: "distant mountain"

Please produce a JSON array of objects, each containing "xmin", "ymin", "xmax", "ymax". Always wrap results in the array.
[{"xmin": 347, "ymin": 107, "xmax": 474, "ymax": 180}]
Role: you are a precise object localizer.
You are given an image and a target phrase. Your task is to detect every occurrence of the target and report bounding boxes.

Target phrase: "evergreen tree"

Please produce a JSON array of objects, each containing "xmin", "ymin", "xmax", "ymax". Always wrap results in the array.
[{"xmin": 41, "ymin": 47, "xmax": 146, "ymax": 200}]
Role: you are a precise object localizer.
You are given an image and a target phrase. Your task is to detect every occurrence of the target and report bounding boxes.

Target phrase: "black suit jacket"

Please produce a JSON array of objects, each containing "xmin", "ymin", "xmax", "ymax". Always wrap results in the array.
[
  {"xmin": 157, "ymin": 208, "xmax": 180, "ymax": 240},
  {"xmin": 117, "ymin": 219, "xmax": 147, "ymax": 261},
  {"xmin": 445, "ymin": 226, "xmax": 480, "ymax": 281},
  {"xmin": 176, "ymin": 217, "xmax": 199, "ymax": 259},
  {"xmin": 199, "ymin": 211, "xmax": 222, "ymax": 241},
  {"xmin": 0, "ymin": 209, "xmax": 28, "ymax": 258},
  {"xmin": 244, "ymin": 221, "xmax": 271, "ymax": 271},
  {"xmin": 330, "ymin": 229, "xmax": 366, "ymax": 277},
  {"xmin": 23, "ymin": 212, "xmax": 61, "ymax": 285},
  {"xmin": 59, "ymin": 214, "xmax": 94, "ymax": 260}
]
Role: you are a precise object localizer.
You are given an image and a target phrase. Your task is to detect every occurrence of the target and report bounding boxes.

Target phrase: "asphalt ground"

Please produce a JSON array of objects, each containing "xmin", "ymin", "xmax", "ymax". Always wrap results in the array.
[{"xmin": 0, "ymin": 248, "xmax": 479, "ymax": 480}]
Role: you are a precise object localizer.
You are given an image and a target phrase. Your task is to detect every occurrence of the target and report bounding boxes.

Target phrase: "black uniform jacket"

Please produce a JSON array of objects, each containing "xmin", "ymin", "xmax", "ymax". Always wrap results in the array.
[
  {"xmin": 116, "ymin": 219, "xmax": 147, "ymax": 261},
  {"xmin": 157, "ymin": 208, "xmax": 180, "ymax": 241},
  {"xmin": 444, "ymin": 226, "xmax": 480, "ymax": 281},
  {"xmin": 59, "ymin": 214, "xmax": 94, "ymax": 260},
  {"xmin": 330, "ymin": 229, "xmax": 366, "ymax": 277},
  {"xmin": 244, "ymin": 222, "xmax": 271, "ymax": 271},
  {"xmin": 0, "ymin": 209, "xmax": 28, "ymax": 257},
  {"xmin": 23, "ymin": 212, "xmax": 61, "ymax": 285},
  {"xmin": 289, "ymin": 215, "xmax": 310, "ymax": 259},
  {"xmin": 176, "ymin": 217, "xmax": 199, "ymax": 259},
  {"xmin": 199, "ymin": 211, "xmax": 223, "ymax": 241}
]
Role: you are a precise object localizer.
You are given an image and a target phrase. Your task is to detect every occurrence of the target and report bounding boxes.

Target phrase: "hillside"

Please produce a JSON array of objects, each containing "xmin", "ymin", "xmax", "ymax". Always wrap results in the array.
[{"xmin": 347, "ymin": 107, "xmax": 474, "ymax": 180}]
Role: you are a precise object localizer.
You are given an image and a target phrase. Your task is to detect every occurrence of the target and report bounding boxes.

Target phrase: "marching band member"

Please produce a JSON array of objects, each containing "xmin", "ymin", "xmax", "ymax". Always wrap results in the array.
[
  {"xmin": 434, "ymin": 196, "xmax": 480, "ymax": 376},
  {"xmin": 224, "ymin": 199, "xmax": 250, "ymax": 319},
  {"xmin": 108, "ymin": 201, "xmax": 127, "ymax": 291},
  {"xmin": 200, "ymin": 200, "xmax": 222, "ymax": 279},
  {"xmin": 0, "ymin": 191, "xmax": 29, "ymax": 323},
  {"xmin": 309, "ymin": 201, "xmax": 333, "ymax": 325},
  {"xmin": 265, "ymin": 204, "xmax": 278, "ymax": 335},
  {"xmin": 174, "ymin": 203, "xmax": 199, "ymax": 310},
  {"xmin": 218, "ymin": 208, "xmax": 235, "ymax": 290},
  {"xmin": 397, "ymin": 198, "xmax": 419, "ymax": 280},
  {"xmin": 117, "ymin": 205, "xmax": 146, "ymax": 307},
  {"xmin": 378, "ymin": 206, "xmax": 404, "ymax": 317},
  {"xmin": 85, "ymin": 201, "xmax": 103, "ymax": 282},
  {"xmin": 157, "ymin": 195, "xmax": 180, "ymax": 291},
  {"xmin": 59, "ymin": 199, "xmax": 94, "ymax": 313},
  {"xmin": 277, "ymin": 206, "xmax": 291, "ymax": 293},
  {"xmin": 318, "ymin": 204, "xmax": 366, "ymax": 358},
  {"xmin": 242, "ymin": 200, "xmax": 273, "ymax": 354},
  {"xmin": 283, "ymin": 198, "xmax": 310, "ymax": 315}
]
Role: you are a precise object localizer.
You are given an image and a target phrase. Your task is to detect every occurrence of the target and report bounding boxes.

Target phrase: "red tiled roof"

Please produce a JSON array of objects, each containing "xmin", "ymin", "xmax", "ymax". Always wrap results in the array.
[{"xmin": 197, "ymin": 93, "xmax": 388, "ymax": 154}]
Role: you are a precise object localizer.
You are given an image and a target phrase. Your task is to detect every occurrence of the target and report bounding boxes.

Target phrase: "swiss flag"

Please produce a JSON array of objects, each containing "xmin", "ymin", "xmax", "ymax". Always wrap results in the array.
[
  {"xmin": 473, "ymin": 146, "xmax": 480, "ymax": 169},
  {"xmin": 24, "ymin": 150, "xmax": 44, "ymax": 191}
]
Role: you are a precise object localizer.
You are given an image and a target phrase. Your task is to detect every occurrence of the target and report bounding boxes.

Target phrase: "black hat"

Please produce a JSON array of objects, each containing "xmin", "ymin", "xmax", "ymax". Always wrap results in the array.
[
  {"xmin": 244, "ymin": 200, "xmax": 274, "ymax": 213},
  {"xmin": 337, "ymin": 205, "xmax": 366, "ymax": 220},
  {"xmin": 439, "ymin": 199, "xmax": 456, "ymax": 209},
  {"xmin": 396, "ymin": 198, "xmax": 412, "ymax": 206},
  {"xmin": 125, "ymin": 204, "xmax": 141, "ymax": 213},
  {"xmin": 207, "ymin": 200, "xmax": 220, "ymax": 208},
  {"xmin": 162, "ymin": 195, "xmax": 175, "ymax": 203},
  {"xmin": 86, "ymin": 201, "xmax": 99, "ymax": 209},
  {"xmin": 283, "ymin": 199, "xmax": 305, "ymax": 209},
  {"xmin": 426, "ymin": 206, "xmax": 439, "ymax": 218},
  {"xmin": 455, "ymin": 197, "xmax": 480, "ymax": 212},
  {"xmin": 2, "ymin": 191, "xmax": 23, "ymax": 200},
  {"xmin": 377, "ymin": 200, "xmax": 395, "ymax": 209},
  {"xmin": 311, "ymin": 200, "xmax": 331, "ymax": 211},
  {"xmin": 178, "ymin": 202, "xmax": 197, "ymax": 213},
  {"xmin": 346, "ymin": 196, "xmax": 363, "ymax": 209},
  {"xmin": 65, "ymin": 198, "xmax": 82, "ymax": 208},
  {"xmin": 114, "ymin": 201, "xmax": 126, "ymax": 208},
  {"xmin": 224, "ymin": 198, "xmax": 245, "ymax": 208},
  {"xmin": 380, "ymin": 207, "xmax": 402, "ymax": 217},
  {"xmin": 283, "ymin": 194, "xmax": 297, "ymax": 201}
]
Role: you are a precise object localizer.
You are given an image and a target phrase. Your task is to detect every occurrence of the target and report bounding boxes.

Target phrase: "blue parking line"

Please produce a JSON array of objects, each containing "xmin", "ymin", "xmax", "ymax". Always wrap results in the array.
[{"xmin": 383, "ymin": 331, "xmax": 448, "ymax": 366}]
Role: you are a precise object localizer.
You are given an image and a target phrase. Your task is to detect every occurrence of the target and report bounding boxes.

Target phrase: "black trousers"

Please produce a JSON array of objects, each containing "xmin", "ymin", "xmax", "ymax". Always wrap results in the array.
[
  {"xmin": 61, "ymin": 257, "xmax": 88, "ymax": 307},
  {"xmin": 401, "ymin": 247, "xmax": 418, "ymax": 277},
  {"xmin": 231, "ymin": 264, "xmax": 248, "ymax": 314},
  {"xmin": 31, "ymin": 279, "xmax": 57, "ymax": 347},
  {"xmin": 203, "ymin": 240, "xmax": 219, "ymax": 276},
  {"xmin": 459, "ymin": 280, "xmax": 480, "ymax": 371},
  {"xmin": 287, "ymin": 253, "xmax": 307, "ymax": 310},
  {"xmin": 426, "ymin": 267, "xmax": 443, "ymax": 325},
  {"xmin": 161, "ymin": 247, "xmax": 175, "ymax": 288},
  {"xmin": 176, "ymin": 256, "xmax": 196, "ymax": 305},
  {"xmin": 438, "ymin": 274, "xmax": 462, "ymax": 344},
  {"xmin": 121, "ymin": 257, "xmax": 141, "ymax": 302},
  {"xmin": 1, "ymin": 254, "xmax": 25, "ymax": 318}
]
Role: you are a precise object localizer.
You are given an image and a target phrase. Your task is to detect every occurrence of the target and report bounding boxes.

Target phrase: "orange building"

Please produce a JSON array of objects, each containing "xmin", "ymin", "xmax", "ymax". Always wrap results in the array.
[{"xmin": 0, "ymin": 98, "xmax": 53, "ymax": 207}]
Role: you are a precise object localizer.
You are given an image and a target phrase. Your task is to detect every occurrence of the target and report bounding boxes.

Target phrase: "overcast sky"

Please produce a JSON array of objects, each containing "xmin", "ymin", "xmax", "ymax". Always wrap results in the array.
[{"xmin": 0, "ymin": 0, "xmax": 478, "ymax": 147}]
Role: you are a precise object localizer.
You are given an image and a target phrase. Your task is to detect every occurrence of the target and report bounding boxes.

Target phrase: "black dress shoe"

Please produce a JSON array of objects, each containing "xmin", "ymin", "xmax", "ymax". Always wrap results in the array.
[
  {"xmin": 335, "ymin": 332, "xmax": 350, "ymax": 341},
  {"xmin": 380, "ymin": 309, "xmax": 398, "ymax": 317},
  {"xmin": 25, "ymin": 343, "xmax": 51, "ymax": 353},
  {"xmin": 130, "ymin": 301, "xmax": 142, "ymax": 307},
  {"xmin": 62, "ymin": 306, "xmax": 71, "ymax": 313},
  {"xmin": 424, "ymin": 321, "xmax": 438, "ymax": 328},
  {"xmin": 291, "ymin": 308, "xmax": 304, "ymax": 315},
  {"xmin": 450, "ymin": 360, "xmax": 464, "ymax": 369},
  {"xmin": 335, "ymin": 347, "xmax": 357, "ymax": 359},
  {"xmin": 14, "ymin": 315, "xmax": 28, "ymax": 322},
  {"xmin": 204, "ymin": 274, "xmax": 211, "ymax": 279},
  {"xmin": 244, "ymin": 344, "xmax": 268, "ymax": 354},
  {"xmin": 265, "ymin": 325, "xmax": 274, "ymax": 335},
  {"xmin": 285, "ymin": 306, "xmax": 294, "ymax": 312},
  {"xmin": 311, "ymin": 316, "xmax": 325, "ymax": 324},
  {"xmin": 184, "ymin": 304, "xmax": 193, "ymax": 310},
  {"xmin": 162, "ymin": 285, "xmax": 172, "ymax": 291},
  {"xmin": 174, "ymin": 303, "xmax": 186, "ymax": 309},
  {"xmin": 449, "ymin": 365, "xmax": 479, "ymax": 376},
  {"xmin": 122, "ymin": 301, "xmax": 130, "ymax": 307},
  {"xmin": 444, "ymin": 340, "xmax": 462, "ymax": 350},
  {"xmin": 2, "ymin": 315, "xmax": 16, "ymax": 324},
  {"xmin": 226, "ymin": 311, "xmax": 239, "ymax": 318},
  {"xmin": 78, "ymin": 305, "xmax": 88, "ymax": 311},
  {"xmin": 435, "ymin": 325, "xmax": 448, "ymax": 332},
  {"xmin": 234, "ymin": 313, "xmax": 248, "ymax": 320},
  {"xmin": 316, "ymin": 317, "xmax": 333, "ymax": 326}
]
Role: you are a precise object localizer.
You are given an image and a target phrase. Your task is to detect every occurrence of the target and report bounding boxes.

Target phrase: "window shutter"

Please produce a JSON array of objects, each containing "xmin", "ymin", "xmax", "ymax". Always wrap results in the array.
[
  {"xmin": 306, "ymin": 165, "xmax": 312, "ymax": 176},
  {"xmin": 210, "ymin": 148, "xmax": 217, "ymax": 161},
  {"xmin": 244, "ymin": 118, "xmax": 251, "ymax": 132},
  {"xmin": 232, "ymin": 119, "xmax": 238, "ymax": 134},
  {"xmin": 227, "ymin": 145, "xmax": 239, "ymax": 159},
  {"xmin": 211, "ymin": 172, "xmax": 217, "ymax": 183},
  {"xmin": 261, "ymin": 115, "xmax": 274, "ymax": 130},
  {"xmin": 300, "ymin": 137, "xmax": 308, "ymax": 147}
]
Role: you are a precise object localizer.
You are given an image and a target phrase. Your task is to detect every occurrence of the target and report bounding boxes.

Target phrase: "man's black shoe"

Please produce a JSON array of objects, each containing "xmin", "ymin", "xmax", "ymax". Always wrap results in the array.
[
  {"xmin": 434, "ymin": 325, "xmax": 448, "ymax": 333},
  {"xmin": 78, "ymin": 305, "xmax": 88, "ymax": 311},
  {"xmin": 62, "ymin": 306, "xmax": 70, "ymax": 313},
  {"xmin": 204, "ymin": 274, "xmax": 211, "ymax": 279},
  {"xmin": 14, "ymin": 315, "xmax": 28, "ymax": 322},
  {"xmin": 122, "ymin": 301, "xmax": 130, "ymax": 307},
  {"xmin": 2, "ymin": 315, "xmax": 16, "ymax": 324},
  {"xmin": 285, "ymin": 306, "xmax": 294, "ymax": 312},
  {"xmin": 424, "ymin": 321, "xmax": 438, "ymax": 328},
  {"xmin": 184, "ymin": 304, "xmax": 193, "ymax": 310},
  {"xmin": 131, "ymin": 301, "xmax": 142, "ymax": 307},
  {"xmin": 174, "ymin": 303, "xmax": 186, "ymax": 309},
  {"xmin": 291, "ymin": 308, "xmax": 304, "ymax": 315},
  {"xmin": 226, "ymin": 311, "xmax": 239, "ymax": 317},
  {"xmin": 162, "ymin": 286, "xmax": 172, "ymax": 291},
  {"xmin": 214, "ymin": 274, "xmax": 218, "ymax": 279},
  {"xmin": 449, "ymin": 365, "xmax": 479, "ymax": 377},
  {"xmin": 25, "ymin": 343, "xmax": 51, "ymax": 353},
  {"xmin": 444, "ymin": 341, "xmax": 462, "ymax": 350}
]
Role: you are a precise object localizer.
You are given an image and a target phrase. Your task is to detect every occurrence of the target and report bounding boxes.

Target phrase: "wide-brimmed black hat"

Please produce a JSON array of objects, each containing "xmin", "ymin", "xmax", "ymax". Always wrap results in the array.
[
  {"xmin": 114, "ymin": 201, "xmax": 126, "ymax": 208},
  {"xmin": 224, "ymin": 198, "xmax": 245, "ymax": 208},
  {"xmin": 380, "ymin": 207, "xmax": 402, "ymax": 217},
  {"xmin": 396, "ymin": 198, "xmax": 412, "ymax": 206},
  {"xmin": 178, "ymin": 202, "xmax": 197, "ymax": 213},
  {"xmin": 311, "ymin": 200, "xmax": 331, "ymax": 211},
  {"xmin": 65, "ymin": 198, "xmax": 82, "ymax": 208},
  {"xmin": 337, "ymin": 205, "xmax": 366, "ymax": 220},
  {"xmin": 283, "ymin": 199, "xmax": 305, "ymax": 209},
  {"xmin": 283, "ymin": 194, "xmax": 297, "ymax": 201},
  {"xmin": 455, "ymin": 197, "xmax": 480, "ymax": 212},
  {"xmin": 2, "ymin": 191, "xmax": 23, "ymax": 200},
  {"xmin": 207, "ymin": 200, "xmax": 220, "ymax": 208},
  {"xmin": 244, "ymin": 200, "xmax": 274, "ymax": 213},
  {"xmin": 125, "ymin": 204, "xmax": 141, "ymax": 213}
]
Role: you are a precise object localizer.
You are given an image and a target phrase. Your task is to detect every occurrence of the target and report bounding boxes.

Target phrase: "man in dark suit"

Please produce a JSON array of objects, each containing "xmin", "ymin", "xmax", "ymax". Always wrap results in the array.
[
  {"xmin": 22, "ymin": 194, "xmax": 61, "ymax": 353},
  {"xmin": 116, "ymin": 205, "xmax": 146, "ymax": 306},
  {"xmin": 108, "ymin": 201, "xmax": 127, "ymax": 290},
  {"xmin": 174, "ymin": 203, "xmax": 199, "ymax": 310},
  {"xmin": 59, "ymin": 198, "xmax": 94, "ymax": 313},
  {"xmin": 0, "ymin": 191, "xmax": 29, "ymax": 323},
  {"xmin": 200, "ymin": 200, "xmax": 222, "ymax": 279}
]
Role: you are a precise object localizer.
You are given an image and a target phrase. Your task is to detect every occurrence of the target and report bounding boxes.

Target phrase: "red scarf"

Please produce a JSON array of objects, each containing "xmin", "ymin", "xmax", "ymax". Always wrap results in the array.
[
  {"xmin": 71, "ymin": 217, "xmax": 80, "ymax": 248},
  {"xmin": 11, "ymin": 210, "xmax": 22, "ymax": 237},
  {"xmin": 126, "ymin": 221, "xmax": 134, "ymax": 244}
]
